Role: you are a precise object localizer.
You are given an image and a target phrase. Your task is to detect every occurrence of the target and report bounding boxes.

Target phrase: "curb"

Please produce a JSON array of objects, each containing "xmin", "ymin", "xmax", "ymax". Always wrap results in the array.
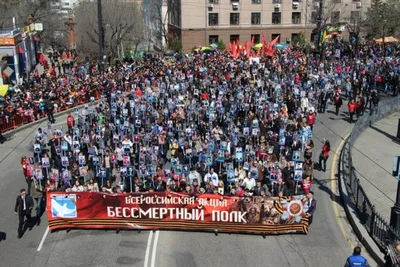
[
  {"xmin": 3, "ymin": 101, "xmax": 99, "ymax": 138},
  {"xmin": 338, "ymin": 140, "xmax": 386, "ymax": 266}
]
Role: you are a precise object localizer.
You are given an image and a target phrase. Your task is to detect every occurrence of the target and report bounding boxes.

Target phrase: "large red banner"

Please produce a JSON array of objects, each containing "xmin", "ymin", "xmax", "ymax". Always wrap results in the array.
[{"xmin": 47, "ymin": 192, "xmax": 310, "ymax": 234}]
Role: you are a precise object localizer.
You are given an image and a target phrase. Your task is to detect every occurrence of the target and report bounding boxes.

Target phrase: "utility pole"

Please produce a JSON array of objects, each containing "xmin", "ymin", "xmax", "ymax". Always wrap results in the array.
[
  {"xmin": 97, "ymin": 0, "xmax": 104, "ymax": 70},
  {"xmin": 316, "ymin": 0, "xmax": 324, "ymax": 61}
]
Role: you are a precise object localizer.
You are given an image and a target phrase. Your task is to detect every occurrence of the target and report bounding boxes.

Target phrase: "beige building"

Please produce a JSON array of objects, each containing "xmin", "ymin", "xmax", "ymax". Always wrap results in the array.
[{"xmin": 168, "ymin": 0, "xmax": 370, "ymax": 52}]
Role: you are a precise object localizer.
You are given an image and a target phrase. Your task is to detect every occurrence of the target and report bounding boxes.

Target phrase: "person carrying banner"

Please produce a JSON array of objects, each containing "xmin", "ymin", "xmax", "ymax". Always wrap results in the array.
[{"xmin": 306, "ymin": 192, "xmax": 316, "ymax": 225}]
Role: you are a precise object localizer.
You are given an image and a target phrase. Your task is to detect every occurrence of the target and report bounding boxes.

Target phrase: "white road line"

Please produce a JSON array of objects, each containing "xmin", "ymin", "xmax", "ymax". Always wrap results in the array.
[
  {"xmin": 37, "ymin": 226, "xmax": 50, "ymax": 251},
  {"xmin": 143, "ymin": 230, "xmax": 154, "ymax": 267},
  {"xmin": 150, "ymin": 231, "xmax": 160, "ymax": 267}
]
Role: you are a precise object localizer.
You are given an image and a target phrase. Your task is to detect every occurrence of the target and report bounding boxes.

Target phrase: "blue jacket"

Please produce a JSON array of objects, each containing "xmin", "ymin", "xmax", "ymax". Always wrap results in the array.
[{"xmin": 344, "ymin": 255, "xmax": 370, "ymax": 267}]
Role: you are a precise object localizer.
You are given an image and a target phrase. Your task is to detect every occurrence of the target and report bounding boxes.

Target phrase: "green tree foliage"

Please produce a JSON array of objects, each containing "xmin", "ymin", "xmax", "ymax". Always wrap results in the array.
[
  {"xmin": 291, "ymin": 32, "xmax": 308, "ymax": 47},
  {"xmin": 363, "ymin": 0, "xmax": 400, "ymax": 40},
  {"xmin": 170, "ymin": 37, "xmax": 182, "ymax": 53},
  {"xmin": 217, "ymin": 39, "xmax": 226, "ymax": 51}
]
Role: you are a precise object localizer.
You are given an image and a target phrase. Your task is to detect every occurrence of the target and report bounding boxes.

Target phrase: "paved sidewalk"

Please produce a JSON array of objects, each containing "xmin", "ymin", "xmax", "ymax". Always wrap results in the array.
[{"xmin": 352, "ymin": 112, "xmax": 400, "ymax": 220}]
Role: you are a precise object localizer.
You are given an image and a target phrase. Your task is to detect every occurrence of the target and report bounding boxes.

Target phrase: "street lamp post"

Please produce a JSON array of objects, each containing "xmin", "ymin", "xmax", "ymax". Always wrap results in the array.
[{"xmin": 97, "ymin": 0, "xmax": 104, "ymax": 70}]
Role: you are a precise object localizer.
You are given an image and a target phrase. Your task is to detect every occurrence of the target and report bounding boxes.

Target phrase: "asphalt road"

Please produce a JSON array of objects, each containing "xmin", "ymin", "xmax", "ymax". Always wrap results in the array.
[{"xmin": 0, "ymin": 104, "xmax": 377, "ymax": 267}]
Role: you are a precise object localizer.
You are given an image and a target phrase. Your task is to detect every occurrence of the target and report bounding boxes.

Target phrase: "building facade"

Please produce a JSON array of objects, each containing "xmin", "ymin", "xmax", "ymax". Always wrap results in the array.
[{"xmin": 168, "ymin": 0, "xmax": 370, "ymax": 52}]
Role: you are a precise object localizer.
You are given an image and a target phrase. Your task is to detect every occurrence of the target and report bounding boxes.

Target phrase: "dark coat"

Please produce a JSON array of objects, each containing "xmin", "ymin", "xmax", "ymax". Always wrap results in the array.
[{"xmin": 14, "ymin": 195, "xmax": 34, "ymax": 215}]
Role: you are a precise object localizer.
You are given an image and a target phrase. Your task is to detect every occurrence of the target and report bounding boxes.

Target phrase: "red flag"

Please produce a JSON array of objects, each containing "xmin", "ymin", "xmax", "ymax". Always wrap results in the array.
[
  {"xmin": 227, "ymin": 42, "xmax": 232, "ymax": 53},
  {"xmin": 269, "ymin": 35, "xmax": 280, "ymax": 48},
  {"xmin": 261, "ymin": 33, "xmax": 268, "ymax": 55},
  {"xmin": 256, "ymin": 48, "xmax": 261, "ymax": 57},
  {"xmin": 266, "ymin": 35, "xmax": 280, "ymax": 57},
  {"xmin": 232, "ymin": 41, "xmax": 238, "ymax": 58},
  {"xmin": 261, "ymin": 33, "xmax": 267, "ymax": 46},
  {"xmin": 251, "ymin": 35, "xmax": 255, "ymax": 46},
  {"xmin": 245, "ymin": 41, "xmax": 251, "ymax": 59}
]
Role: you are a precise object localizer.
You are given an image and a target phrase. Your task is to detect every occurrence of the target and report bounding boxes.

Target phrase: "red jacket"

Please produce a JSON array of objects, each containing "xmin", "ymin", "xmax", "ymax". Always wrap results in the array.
[
  {"xmin": 322, "ymin": 144, "xmax": 330, "ymax": 157},
  {"xmin": 348, "ymin": 102, "xmax": 356, "ymax": 113},
  {"xmin": 22, "ymin": 162, "xmax": 31, "ymax": 177},
  {"xmin": 67, "ymin": 115, "xmax": 75, "ymax": 127},
  {"xmin": 135, "ymin": 88, "xmax": 143, "ymax": 98},
  {"xmin": 307, "ymin": 113, "xmax": 316, "ymax": 126},
  {"xmin": 201, "ymin": 92, "xmax": 209, "ymax": 101}
]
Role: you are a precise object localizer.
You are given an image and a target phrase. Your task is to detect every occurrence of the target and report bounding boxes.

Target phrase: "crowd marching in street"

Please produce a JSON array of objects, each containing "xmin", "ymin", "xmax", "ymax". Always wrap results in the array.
[{"xmin": 10, "ymin": 42, "xmax": 400, "ymax": 238}]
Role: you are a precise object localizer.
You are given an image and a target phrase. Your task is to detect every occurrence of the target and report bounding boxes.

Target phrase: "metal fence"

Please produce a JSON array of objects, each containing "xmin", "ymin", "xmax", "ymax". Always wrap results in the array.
[{"xmin": 339, "ymin": 95, "xmax": 400, "ymax": 265}]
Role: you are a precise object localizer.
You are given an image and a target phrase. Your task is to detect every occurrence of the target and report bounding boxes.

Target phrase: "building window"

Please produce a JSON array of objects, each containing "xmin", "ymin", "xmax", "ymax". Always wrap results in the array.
[
  {"xmin": 230, "ymin": 35, "xmax": 240, "ymax": 43},
  {"xmin": 209, "ymin": 0, "xmax": 219, "ymax": 3},
  {"xmin": 209, "ymin": 35, "xmax": 219, "ymax": 44},
  {"xmin": 332, "ymin": 0, "xmax": 341, "ymax": 3},
  {"xmin": 208, "ymin": 13, "xmax": 219, "ymax": 26},
  {"xmin": 251, "ymin": 12, "xmax": 261, "ymax": 25},
  {"xmin": 230, "ymin": 13, "xmax": 240, "ymax": 25},
  {"xmin": 331, "ymin": 11, "xmax": 340, "ymax": 24},
  {"xmin": 272, "ymin": 12, "xmax": 281, "ymax": 24},
  {"xmin": 272, "ymin": 0, "xmax": 281, "ymax": 3},
  {"xmin": 311, "ymin": 11, "xmax": 318, "ymax": 23},
  {"xmin": 350, "ymin": 11, "xmax": 360, "ymax": 23},
  {"xmin": 251, "ymin": 34, "xmax": 261, "ymax": 44},
  {"xmin": 252, "ymin": 0, "xmax": 261, "ymax": 3},
  {"xmin": 291, "ymin": 33, "xmax": 299, "ymax": 41},
  {"xmin": 292, "ymin": 12, "xmax": 301, "ymax": 24},
  {"xmin": 271, "ymin": 34, "xmax": 280, "ymax": 42}
]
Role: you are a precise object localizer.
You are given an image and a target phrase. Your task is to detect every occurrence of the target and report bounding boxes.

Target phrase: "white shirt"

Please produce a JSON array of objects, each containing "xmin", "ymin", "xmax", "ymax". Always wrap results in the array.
[
  {"xmin": 242, "ymin": 177, "xmax": 256, "ymax": 190},
  {"xmin": 22, "ymin": 196, "xmax": 26, "ymax": 210},
  {"xmin": 188, "ymin": 171, "xmax": 202, "ymax": 185},
  {"xmin": 72, "ymin": 185, "xmax": 84, "ymax": 192},
  {"xmin": 115, "ymin": 147, "xmax": 124, "ymax": 161},
  {"xmin": 122, "ymin": 139, "xmax": 133, "ymax": 148},
  {"xmin": 64, "ymin": 135, "xmax": 72, "ymax": 146}
]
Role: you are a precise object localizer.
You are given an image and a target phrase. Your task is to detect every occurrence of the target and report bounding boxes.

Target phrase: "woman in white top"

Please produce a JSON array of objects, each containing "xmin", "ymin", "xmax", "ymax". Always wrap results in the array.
[
  {"xmin": 71, "ymin": 180, "xmax": 84, "ymax": 192},
  {"xmin": 87, "ymin": 178, "xmax": 99, "ymax": 192},
  {"xmin": 241, "ymin": 176, "xmax": 256, "ymax": 191},
  {"xmin": 115, "ymin": 143, "xmax": 124, "ymax": 166}
]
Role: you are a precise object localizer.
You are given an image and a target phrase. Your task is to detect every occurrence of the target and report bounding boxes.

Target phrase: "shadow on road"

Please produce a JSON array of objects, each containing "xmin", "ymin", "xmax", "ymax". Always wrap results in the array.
[
  {"xmin": 369, "ymin": 125, "xmax": 400, "ymax": 144},
  {"xmin": 0, "ymin": 231, "xmax": 6, "ymax": 241}
]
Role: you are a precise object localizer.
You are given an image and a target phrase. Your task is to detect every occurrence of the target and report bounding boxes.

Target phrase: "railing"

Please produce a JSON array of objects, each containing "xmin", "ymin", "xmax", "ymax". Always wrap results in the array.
[
  {"xmin": 339, "ymin": 96, "xmax": 400, "ymax": 265},
  {"xmin": 0, "ymin": 90, "xmax": 102, "ymax": 134}
]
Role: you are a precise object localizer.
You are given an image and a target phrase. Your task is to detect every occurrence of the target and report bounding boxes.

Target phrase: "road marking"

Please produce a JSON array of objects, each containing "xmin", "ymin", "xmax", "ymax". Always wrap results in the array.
[
  {"xmin": 37, "ymin": 226, "xmax": 50, "ymax": 251},
  {"xmin": 330, "ymin": 132, "xmax": 355, "ymax": 249},
  {"xmin": 143, "ymin": 230, "xmax": 154, "ymax": 267},
  {"xmin": 150, "ymin": 231, "xmax": 160, "ymax": 267}
]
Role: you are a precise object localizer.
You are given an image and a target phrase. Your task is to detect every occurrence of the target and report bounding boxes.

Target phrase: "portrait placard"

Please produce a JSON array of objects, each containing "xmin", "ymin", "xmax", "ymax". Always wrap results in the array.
[
  {"xmin": 42, "ymin": 157, "xmax": 50, "ymax": 168},
  {"xmin": 78, "ymin": 155, "xmax": 86, "ymax": 166},
  {"xmin": 61, "ymin": 156, "xmax": 69, "ymax": 167}
]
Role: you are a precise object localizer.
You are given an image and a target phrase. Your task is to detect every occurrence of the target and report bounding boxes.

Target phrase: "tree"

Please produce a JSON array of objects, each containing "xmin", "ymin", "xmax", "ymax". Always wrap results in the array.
[
  {"xmin": 308, "ymin": 2, "xmax": 342, "ymax": 27},
  {"xmin": 217, "ymin": 39, "xmax": 226, "ymax": 51},
  {"xmin": 363, "ymin": 0, "xmax": 400, "ymax": 40},
  {"xmin": 0, "ymin": 0, "xmax": 65, "ymax": 48},
  {"xmin": 144, "ymin": 0, "xmax": 169, "ymax": 48},
  {"xmin": 291, "ymin": 32, "xmax": 308, "ymax": 47},
  {"xmin": 74, "ymin": 0, "xmax": 145, "ymax": 60},
  {"xmin": 169, "ymin": 37, "xmax": 182, "ymax": 53}
]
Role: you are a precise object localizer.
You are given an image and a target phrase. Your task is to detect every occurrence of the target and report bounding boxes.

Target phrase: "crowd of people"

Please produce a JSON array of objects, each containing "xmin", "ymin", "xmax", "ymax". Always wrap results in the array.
[{"xmin": 14, "ymin": 42, "xmax": 400, "ymax": 230}]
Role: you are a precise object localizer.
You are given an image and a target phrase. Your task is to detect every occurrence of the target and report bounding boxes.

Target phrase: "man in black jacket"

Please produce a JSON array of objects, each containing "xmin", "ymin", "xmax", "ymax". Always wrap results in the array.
[
  {"xmin": 370, "ymin": 91, "xmax": 380, "ymax": 116},
  {"xmin": 46, "ymin": 100, "xmax": 55, "ymax": 124},
  {"xmin": 14, "ymin": 188, "xmax": 34, "ymax": 238}
]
